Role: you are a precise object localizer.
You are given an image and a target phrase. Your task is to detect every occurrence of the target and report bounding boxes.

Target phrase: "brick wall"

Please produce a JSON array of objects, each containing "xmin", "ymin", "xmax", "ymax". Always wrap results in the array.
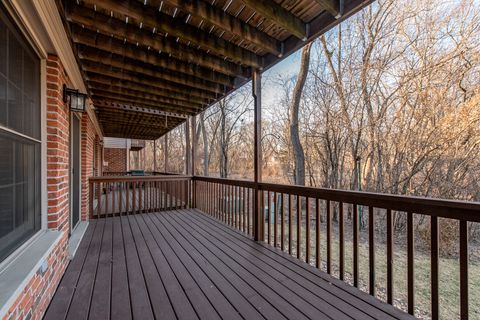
[
  {"xmin": 45, "ymin": 54, "xmax": 70, "ymax": 233},
  {"xmin": 1, "ymin": 54, "xmax": 98, "ymax": 320},
  {"xmin": 81, "ymin": 113, "xmax": 96, "ymax": 221},
  {"xmin": 103, "ymin": 148, "xmax": 127, "ymax": 173}
]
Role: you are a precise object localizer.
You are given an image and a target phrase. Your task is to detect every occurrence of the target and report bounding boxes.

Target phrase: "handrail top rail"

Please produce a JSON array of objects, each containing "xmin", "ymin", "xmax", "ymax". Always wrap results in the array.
[
  {"xmin": 193, "ymin": 175, "xmax": 480, "ymax": 221},
  {"xmin": 89, "ymin": 174, "xmax": 192, "ymax": 182}
]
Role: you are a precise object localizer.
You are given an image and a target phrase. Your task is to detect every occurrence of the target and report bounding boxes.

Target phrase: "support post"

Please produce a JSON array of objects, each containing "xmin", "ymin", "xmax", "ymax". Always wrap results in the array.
[
  {"xmin": 185, "ymin": 118, "xmax": 191, "ymax": 175},
  {"xmin": 164, "ymin": 133, "xmax": 168, "ymax": 173},
  {"xmin": 153, "ymin": 140, "xmax": 157, "ymax": 172},
  {"xmin": 253, "ymin": 69, "xmax": 264, "ymax": 242},
  {"xmin": 191, "ymin": 115, "xmax": 197, "ymax": 208}
]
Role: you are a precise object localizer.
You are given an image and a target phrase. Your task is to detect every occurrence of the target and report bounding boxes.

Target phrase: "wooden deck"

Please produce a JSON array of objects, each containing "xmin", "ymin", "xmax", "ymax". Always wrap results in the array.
[{"xmin": 44, "ymin": 209, "xmax": 413, "ymax": 320}]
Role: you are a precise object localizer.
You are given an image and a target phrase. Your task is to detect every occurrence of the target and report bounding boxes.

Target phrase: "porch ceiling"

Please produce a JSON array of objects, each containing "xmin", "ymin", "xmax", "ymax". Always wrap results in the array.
[{"xmin": 56, "ymin": 0, "xmax": 371, "ymax": 140}]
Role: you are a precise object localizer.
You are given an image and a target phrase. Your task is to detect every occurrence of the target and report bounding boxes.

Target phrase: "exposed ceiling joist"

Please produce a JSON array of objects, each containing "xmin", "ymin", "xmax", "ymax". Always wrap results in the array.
[
  {"xmin": 89, "ymin": 86, "xmax": 204, "ymax": 110},
  {"xmin": 151, "ymin": 0, "xmax": 281, "ymax": 56},
  {"xmin": 313, "ymin": 0, "xmax": 341, "ymax": 18},
  {"xmin": 70, "ymin": 27, "xmax": 239, "ymax": 86},
  {"xmin": 91, "ymin": 92, "xmax": 200, "ymax": 114},
  {"xmin": 239, "ymin": 0, "xmax": 307, "ymax": 40},
  {"xmin": 80, "ymin": 0, "xmax": 263, "ymax": 68},
  {"xmin": 94, "ymin": 100, "xmax": 188, "ymax": 119},
  {"xmin": 77, "ymin": 48, "xmax": 226, "ymax": 95},
  {"xmin": 87, "ymin": 80, "xmax": 209, "ymax": 106},
  {"xmin": 66, "ymin": 7, "xmax": 251, "ymax": 75},
  {"xmin": 83, "ymin": 68, "xmax": 218, "ymax": 102}
]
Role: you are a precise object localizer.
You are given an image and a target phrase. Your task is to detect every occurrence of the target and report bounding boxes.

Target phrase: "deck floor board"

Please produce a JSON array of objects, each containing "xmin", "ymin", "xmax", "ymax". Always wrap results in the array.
[{"xmin": 45, "ymin": 209, "xmax": 415, "ymax": 320}]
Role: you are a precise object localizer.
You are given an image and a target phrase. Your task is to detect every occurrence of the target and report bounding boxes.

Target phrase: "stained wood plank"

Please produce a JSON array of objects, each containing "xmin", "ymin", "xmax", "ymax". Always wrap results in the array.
[
  {"xmin": 139, "ymin": 215, "xmax": 221, "ymax": 320},
  {"xmin": 126, "ymin": 215, "xmax": 176, "ymax": 319},
  {"xmin": 178, "ymin": 210, "xmax": 373, "ymax": 320},
  {"xmin": 44, "ymin": 220, "xmax": 98, "ymax": 320},
  {"xmin": 110, "ymin": 217, "xmax": 132, "ymax": 320},
  {"xmin": 89, "ymin": 218, "xmax": 113, "ymax": 320},
  {"xmin": 67, "ymin": 219, "xmax": 106, "ymax": 320},
  {"xmin": 133, "ymin": 214, "xmax": 199, "ymax": 320},
  {"xmin": 152, "ymin": 213, "xmax": 279, "ymax": 320},
  {"xmin": 47, "ymin": 209, "xmax": 414, "ymax": 320},
  {"xmin": 189, "ymin": 209, "xmax": 413, "ymax": 320},
  {"xmin": 120, "ymin": 216, "xmax": 155, "ymax": 320}
]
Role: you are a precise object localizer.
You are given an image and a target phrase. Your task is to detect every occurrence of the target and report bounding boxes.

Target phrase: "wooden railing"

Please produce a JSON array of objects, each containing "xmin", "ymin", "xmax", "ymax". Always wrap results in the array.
[
  {"xmin": 193, "ymin": 176, "xmax": 480, "ymax": 319},
  {"xmin": 89, "ymin": 175, "xmax": 191, "ymax": 218}
]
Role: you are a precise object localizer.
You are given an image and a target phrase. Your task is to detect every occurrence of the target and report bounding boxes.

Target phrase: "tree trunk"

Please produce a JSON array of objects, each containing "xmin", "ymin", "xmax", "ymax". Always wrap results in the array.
[
  {"xmin": 219, "ymin": 100, "xmax": 228, "ymax": 178},
  {"xmin": 289, "ymin": 43, "xmax": 312, "ymax": 186}
]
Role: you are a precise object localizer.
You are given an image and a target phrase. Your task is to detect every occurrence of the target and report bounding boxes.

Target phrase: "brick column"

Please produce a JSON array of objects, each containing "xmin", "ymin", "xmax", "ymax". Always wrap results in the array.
[
  {"xmin": 46, "ymin": 54, "xmax": 70, "ymax": 233},
  {"xmin": 81, "ymin": 113, "xmax": 95, "ymax": 220}
]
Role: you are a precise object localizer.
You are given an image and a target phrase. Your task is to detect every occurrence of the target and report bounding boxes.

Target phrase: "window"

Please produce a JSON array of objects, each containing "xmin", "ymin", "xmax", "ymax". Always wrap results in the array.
[{"xmin": 0, "ymin": 5, "xmax": 41, "ymax": 263}]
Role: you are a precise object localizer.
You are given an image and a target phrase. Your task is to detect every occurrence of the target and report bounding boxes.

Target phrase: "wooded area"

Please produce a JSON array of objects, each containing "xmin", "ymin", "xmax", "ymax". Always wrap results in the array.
[{"xmin": 151, "ymin": 0, "xmax": 480, "ymax": 201}]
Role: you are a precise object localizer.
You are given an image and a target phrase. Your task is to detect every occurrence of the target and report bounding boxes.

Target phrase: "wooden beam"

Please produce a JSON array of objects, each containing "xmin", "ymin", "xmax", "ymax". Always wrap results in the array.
[
  {"xmin": 77, "ymin": 47, "xmax": 227, "ymax": 94},
  {"xmin": 239, "ymin": 0, "xmax": 306, "ymax": 40},
  {"xmin": 79, "ymin": 0, "xmax": 263, "ymax": 68},
  {"xmin": 84, "ymin": 69, "xmax": 217, "ymax": 102},
  {"xmin": 164, "ymin": 133, "xmax": 169, "ymax": 172},
  {"xmin": 70, "ymin": 26, "xmax": 237, "ymax": 87},
  {"xmin": 91, "ymin": 92, "xmax": 199, "ymax": 114},
  {"xmin": 92, "ymin": 90, "xmax": 202, "ymax": 114},
  {"xmin": 88, "ymin": 85, "xmax": 204, "ymax": 110},
  {"xmin": 152, "ymin": 0, "xmax": 281, "ymax": 56},
  {"xmin": 252, "ymin": 69, "xmax": 263, "ymax": 242},
  {"xmin": 313, "ymin": 0, "xmax": 341, "ymax": 18},
  {"xmin": 87, "ymin": 79, "xmax": 208, "ymax": 106},
  {"xmin": 66, "ymin": 6, "xmax": 251, "ymax": 75},
  {"xmin": 94, "ymin": 100, "xmax": 188, "ymax": 118}
]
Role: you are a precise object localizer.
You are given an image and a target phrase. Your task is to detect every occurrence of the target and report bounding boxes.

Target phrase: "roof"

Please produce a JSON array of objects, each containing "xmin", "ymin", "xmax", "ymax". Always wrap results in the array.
[{"xmin": 57, "ymin": 0, "xmax": 371, "ymax": 140}]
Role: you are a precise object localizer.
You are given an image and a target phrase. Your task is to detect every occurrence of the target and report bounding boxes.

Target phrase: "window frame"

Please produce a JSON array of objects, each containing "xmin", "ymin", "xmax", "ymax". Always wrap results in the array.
[{"xmin": 0, "ymin": 2, "xmax": 47, "ymax": 268}]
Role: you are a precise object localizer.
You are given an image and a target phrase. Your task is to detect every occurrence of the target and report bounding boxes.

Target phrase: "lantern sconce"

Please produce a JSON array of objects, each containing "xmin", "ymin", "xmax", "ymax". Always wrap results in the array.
[{"xmin": 63, "ymin": 84, "xmax": 87, "ymax": 112}]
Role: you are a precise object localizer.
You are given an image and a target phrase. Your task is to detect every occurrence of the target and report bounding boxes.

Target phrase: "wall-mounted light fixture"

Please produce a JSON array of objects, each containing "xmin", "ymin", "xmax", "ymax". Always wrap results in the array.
[{"xmin": 63, "ymin": 84, "xmax": 87, "ymax": 112}]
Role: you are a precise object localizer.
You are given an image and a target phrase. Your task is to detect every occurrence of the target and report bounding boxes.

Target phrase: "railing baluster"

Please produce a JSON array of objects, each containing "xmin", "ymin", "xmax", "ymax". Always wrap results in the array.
[
  {"xmin": 339, "ymin": 202, "xmax": 344, "ymax": 280},
  {"xmin": 133, "ymin": 182, "xmax": 137, "ymax": 215},
  {"xmin": 296, "ymin": 194, "xmax": 301, "ymax": 260},
  {"xmin": 327, "ymin": 200, "xmax": 332, "ymax": 274},
  {"xmin": 387, "ymin": 209, "xmax": 393, "ymax": 304},
  {"xmin": 369, "ymin": 206, "xmax": 375, "ymax": 296},
  {"xmin": 306, "ymin": 197, "xmax": 310, "ymax": 264},
  {"xmin": 460, "ymin": 220, "xmax": 469, "ymax": 320},
  {"xmin": 289, "ymin": 194, "xmax": 292, "ymax": 255},
  {"xmin": 431, "ymin": 216, "xmax": 439, "ymax": 320},
  {"xmin": 106, "ymin": 182, "xmax": 110, "ymax": 217},
  {"xmin": 407, "ymin": 211, "xmax": 414, "ymax": 315},
  {"xmin": 281, "ymin": 193, "xmax": 285, "ymax": 251},
  {"xmin": 234, "ymin": 185, "xmax": 238, "ymax": 229},
  {"xmin": 353, "ymin": 204, "xmax": 359, "ymax": 288},
  {"xmin": 274, "ymin": 192, "xmax": 278, "ymax": 248},
  {"xmin": 247, "ymin": 188, "xmax": 251, "ymax": 235},
  {"xmin": 327, "ymin": 200, "xmax": 331, "ymax": 274},
  {"xmin": 316, "ymin": 198, "xmax": 320, "ymax": 269},
  {"xmin": 267, "ymin": 191, "xmax": 271, "ymax": 244}
]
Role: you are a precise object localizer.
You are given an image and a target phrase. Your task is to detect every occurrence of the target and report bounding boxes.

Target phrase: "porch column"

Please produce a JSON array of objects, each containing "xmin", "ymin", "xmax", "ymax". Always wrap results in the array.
[
  {"xmin": 153, "ymin": 140, "xmax": 157, "ymax": 172},
  {"xmin": 253, "ymin": 69, "xmax": 264, "ymax": 242},
  {"xmin": 185, "ymin": 118, "xmax": 191, "ymax": 175},
  {"xmin": 191, "ymin": 115, "xmax": 197, "ymax": 208},
  {"xmin": 164, "ymin": 133, "xmax": 168, "ymax": 173}
]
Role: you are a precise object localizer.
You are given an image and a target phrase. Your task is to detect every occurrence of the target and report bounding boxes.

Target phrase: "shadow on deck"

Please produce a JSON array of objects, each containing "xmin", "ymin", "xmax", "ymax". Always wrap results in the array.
[{"xmin": 44, "ymin": 209, "xmax": 413, "ymax": 320}]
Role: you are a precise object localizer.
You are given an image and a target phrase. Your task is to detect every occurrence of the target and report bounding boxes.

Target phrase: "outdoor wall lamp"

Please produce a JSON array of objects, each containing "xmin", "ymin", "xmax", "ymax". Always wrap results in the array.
[{"xmin": 63, "ymin": 84, "xmax": 87, "ymax": 112}]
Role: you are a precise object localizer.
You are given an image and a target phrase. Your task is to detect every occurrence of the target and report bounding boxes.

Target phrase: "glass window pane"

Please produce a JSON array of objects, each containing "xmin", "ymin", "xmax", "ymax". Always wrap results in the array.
[
  {"xmin": 0, "ymin": 4, "xmax": 41, "ymax": 263},
  {"xmin": 0, "ymin": 132, "xmax": 39, "ymax": 261}
]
